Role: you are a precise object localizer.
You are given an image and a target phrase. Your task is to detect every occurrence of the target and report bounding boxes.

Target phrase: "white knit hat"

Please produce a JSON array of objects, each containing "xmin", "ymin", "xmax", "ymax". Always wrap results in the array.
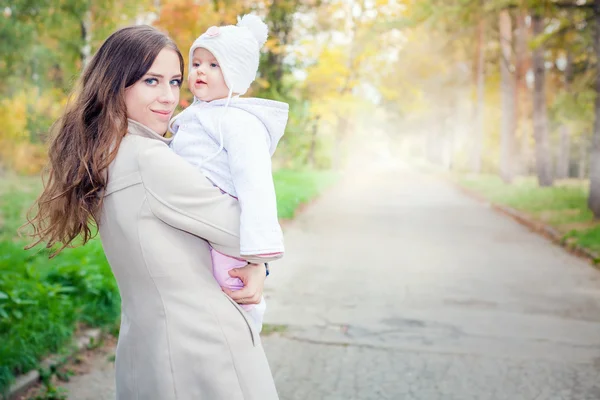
[{"xmin": 189, "ymin": 14, "xmax": 268, "ymax": 96}]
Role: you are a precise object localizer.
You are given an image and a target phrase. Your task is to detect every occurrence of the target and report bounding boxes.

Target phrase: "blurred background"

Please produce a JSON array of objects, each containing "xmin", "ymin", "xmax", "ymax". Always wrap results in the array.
[
  {"xmin": 2, "ymin": 0, "xmax": 600, "ymax": 397},
  {"xmin": 0, "ymin": 0, "xmax": 406, "ymax": 173},
  {"xmin": 2, "ymin": 0, "xmax": 598, "ymax": 179}
]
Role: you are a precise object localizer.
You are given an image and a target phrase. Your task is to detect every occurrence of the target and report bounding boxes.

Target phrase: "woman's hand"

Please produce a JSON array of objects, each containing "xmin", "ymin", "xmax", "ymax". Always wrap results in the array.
[{"xmin": 222, "ymin": 263, "xmax": 266, "ymax": 305}]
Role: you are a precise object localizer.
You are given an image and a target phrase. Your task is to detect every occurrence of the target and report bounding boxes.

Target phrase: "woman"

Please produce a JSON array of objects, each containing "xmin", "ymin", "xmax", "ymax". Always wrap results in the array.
[{"xmin": 26, "ymin": 25, "xmax": 279, "ymax": 399}]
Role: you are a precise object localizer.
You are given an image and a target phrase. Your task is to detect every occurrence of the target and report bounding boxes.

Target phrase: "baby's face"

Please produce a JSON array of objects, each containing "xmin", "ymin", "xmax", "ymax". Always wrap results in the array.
[{"xmin": 188, "ymin": 48, "xmax": 229, "ymax": 102}]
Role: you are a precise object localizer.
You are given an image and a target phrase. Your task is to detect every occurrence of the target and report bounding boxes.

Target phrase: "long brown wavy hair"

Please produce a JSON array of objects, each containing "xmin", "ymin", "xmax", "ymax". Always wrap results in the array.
[{"xmin": 24, "ymin": 25, "xmax": 184, "ymax": 256}]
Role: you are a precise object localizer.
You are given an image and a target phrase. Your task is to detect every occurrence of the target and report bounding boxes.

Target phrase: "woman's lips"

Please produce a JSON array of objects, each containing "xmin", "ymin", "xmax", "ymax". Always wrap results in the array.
[{"xmin": 152, "ymin": 110, "xmax": 172, "ymax": 120}]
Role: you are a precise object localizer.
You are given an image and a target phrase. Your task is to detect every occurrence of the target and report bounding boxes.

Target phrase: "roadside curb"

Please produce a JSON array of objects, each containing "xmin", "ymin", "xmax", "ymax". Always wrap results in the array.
[
  {"xmin": 449, "ymin": 179, "xmax": 600, "ymax": 267},
  {"xmin": 7, "ymin": 328, "xmax": 103, "ymax": 400}
]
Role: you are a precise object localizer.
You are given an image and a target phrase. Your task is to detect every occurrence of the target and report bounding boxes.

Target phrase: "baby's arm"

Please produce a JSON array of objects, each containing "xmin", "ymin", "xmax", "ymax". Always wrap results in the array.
[{"xmin": 222, "ymin": 112, "xmax": 284, "ymax": 260}]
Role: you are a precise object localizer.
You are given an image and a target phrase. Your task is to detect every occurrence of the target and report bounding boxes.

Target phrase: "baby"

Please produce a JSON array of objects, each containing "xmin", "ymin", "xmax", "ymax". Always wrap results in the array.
[{"xmin": 169, "ymin": 14, "xmax": 288, "ymax": 332}]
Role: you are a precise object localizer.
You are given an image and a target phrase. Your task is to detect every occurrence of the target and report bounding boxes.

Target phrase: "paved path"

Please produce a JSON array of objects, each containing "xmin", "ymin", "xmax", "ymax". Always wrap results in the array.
[
  {"xmin": 62, "ymin": 164, "xmax": 600, "ymax": 399},
  {"xmin": 261, "ymin": 164, "xmax": 600, "ymax": 399}
]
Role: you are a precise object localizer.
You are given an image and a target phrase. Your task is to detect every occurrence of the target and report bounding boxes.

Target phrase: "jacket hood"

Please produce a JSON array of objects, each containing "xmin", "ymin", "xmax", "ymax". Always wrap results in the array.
[{"xmin": 203, "ymin": 97, "xmax": 289, "ymax": 155}]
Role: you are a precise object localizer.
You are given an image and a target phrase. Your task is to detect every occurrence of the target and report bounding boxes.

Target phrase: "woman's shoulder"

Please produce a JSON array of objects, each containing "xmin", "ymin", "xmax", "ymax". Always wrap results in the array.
[
  {"xmin": 109, "ymin": 135, "xmax": 205, "ymax": 199},
  {"xmin": 134, "ymin": 136, "xmax": 205, "ymax": 187},
  {"xmin": 131, "ymin": 136, "xmax": 177, "ymax": 169},
  {"xmin": 105, "ymin": 136, "xmax": 170, "ymax": 195},
  {"xmin": 119, "ymin": 134, "xmax": 170, "ymax": 159},
  {"xmin": 107, "ymin": 133, "xmax": 206, "ymax": 198},
  {"xmin": 110, "ymin": 135, "xmax": 170, "ymax": 174}
]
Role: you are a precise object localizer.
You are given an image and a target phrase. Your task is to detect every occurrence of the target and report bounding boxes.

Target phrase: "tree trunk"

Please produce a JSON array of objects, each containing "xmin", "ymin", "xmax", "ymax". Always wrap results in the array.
[
  {"xmin": 580, "ymin": 137, "xmax": 588, "ymax": 179},
  {"xmin": 587, "ymin": 0, "xmax": 600, "ymax": 216},
  {"xmin": 515, "ymin": 11, "xmax": 528, "ymax": 123},
  {"xmin": 308, "ymin": 117, "xmax": 319, "ymax": 167},
  {"xmin": 471, "ymin": 6, "xmax": 486, "ymax": 173},
  {"xmin": 557, "ymin": 126, "xmax": 571, "ymax": 179},
  {"xmin": 333, "ymin": 116, "xmax": 350, "ymax": 169},
  {"xmin": 556, "ymin": 50, "xmax": 573, "ymax": 180},
  {"xmin": 441, "ymin": 110, "xmax": 452, "ymax": 170},
  {"xmin": 426, "ymin": 117, "xmax": 438, "ymax": 164},
  {"xmin": 81, "ymin": 9, "xmax": 92, "ymax": 69},
  {"xmin": 264, "ymin": 0, "xmax": 296, "ymax": 95},
  {"xmin": 531, "ymin": 12, "xmax": 553, "ymax": 186},
  {"xmin": 446, "ymin": 95, "xmax": 461, "ymax": 170},
  {"xmin": 515, "ymin": 10, "xmax": 531, "ymax": 176},
  {"xmin": 499, "ymin": 10, "xmax": 516, "ymax": 183}
]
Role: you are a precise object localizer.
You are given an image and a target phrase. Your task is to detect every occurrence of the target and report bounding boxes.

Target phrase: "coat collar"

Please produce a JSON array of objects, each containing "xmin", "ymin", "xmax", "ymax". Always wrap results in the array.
[{"xmin": 127, "ymin": 119, "xmax": 172, "ymax": 145}]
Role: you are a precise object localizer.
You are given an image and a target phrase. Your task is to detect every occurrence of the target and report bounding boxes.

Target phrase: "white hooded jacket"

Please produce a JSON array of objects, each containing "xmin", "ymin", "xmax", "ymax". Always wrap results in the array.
[{"xmin": 170, "ymin": 97, "xmax": 288, "ymax": 256}]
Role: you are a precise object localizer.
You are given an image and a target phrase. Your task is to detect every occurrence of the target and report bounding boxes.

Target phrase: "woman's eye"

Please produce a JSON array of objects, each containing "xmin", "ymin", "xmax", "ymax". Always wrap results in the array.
[
  {"xmin": 170, "ymin": 79, "xmax": 182, "ymax": 87},
  {"xmin": 144, "ymin": 78, "xmax": 158, "ymax": 85}
]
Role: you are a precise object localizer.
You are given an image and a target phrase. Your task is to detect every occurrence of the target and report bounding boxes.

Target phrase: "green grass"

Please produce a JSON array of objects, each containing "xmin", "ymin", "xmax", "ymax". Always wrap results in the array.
[
  {"xmin": 454, "ymin": 173, "xmax": 600, "ymax": 253},
  {"xmin": 274, "ymin": 169, "xmax": 339, "ymax": 219},
  {"xmin": 0, "ymin": 168, "xmax": 337, "ymax": 394},
  {"xmin": 260, "ymin": 323, "xmax": 288, "ymax": 336}
]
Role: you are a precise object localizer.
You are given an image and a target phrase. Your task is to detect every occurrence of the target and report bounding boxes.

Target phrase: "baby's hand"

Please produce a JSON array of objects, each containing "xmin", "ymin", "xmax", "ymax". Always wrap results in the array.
[{"xmin": 222, "ymin": 263, "xmax": 267, "ymax": 305}]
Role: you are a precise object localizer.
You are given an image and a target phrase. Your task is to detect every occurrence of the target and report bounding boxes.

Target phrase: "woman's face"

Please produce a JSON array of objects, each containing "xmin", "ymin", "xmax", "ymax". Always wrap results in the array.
[{"xmin": 124, "ymin": 48, "xmax": 182, "ymax": 135}]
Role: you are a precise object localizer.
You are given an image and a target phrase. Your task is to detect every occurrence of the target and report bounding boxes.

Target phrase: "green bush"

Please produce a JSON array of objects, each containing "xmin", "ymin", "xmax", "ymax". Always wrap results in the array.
[
  {"xmin": 0, "ymin": 238, "xmax": 119, "ymax": 395},
  {"xmin": 0, "ymin": 177, "xmax": 119, "ymax": 395}
]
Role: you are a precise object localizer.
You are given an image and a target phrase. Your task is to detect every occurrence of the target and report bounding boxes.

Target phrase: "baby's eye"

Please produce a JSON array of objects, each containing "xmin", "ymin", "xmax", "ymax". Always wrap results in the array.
[
  {"xmin": 210, "ymin": 63, "xmax": 219, "ymax": 68},
  {"xmin": 192, "ymin": 62, "xmax": 200, "ymax": 68},
  {"xmin": 144, "ymin": 78, "xmax": 158, "ymax": 85}
]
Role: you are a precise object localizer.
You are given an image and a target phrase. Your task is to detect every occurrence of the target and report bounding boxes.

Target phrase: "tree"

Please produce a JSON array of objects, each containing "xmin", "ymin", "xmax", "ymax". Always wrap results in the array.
[
  {"xmin": 514, "ymin": 9, "xmax": 532, "ymax": 175},
  {"xmin": 556, "ymin": 49, "xmax": 573, "ymax": 179},
  {"xmin": 588, "ymin": 0, "xmax": 600, "ymax": 216},
  {"xmin": 403, "ymin": 0, "xmax": 497, "ymax": 172},
  {"xmin": 531, "ymin": 9, "xmax": 554, "ymax": 186},
  {"xmin": 261, "ymin": 0, "xmax": 302, "ymax": 97},
  {"xmin": 471, "ymin": 0, "xmax": 487, "ymax": 173},
  {"xmin": 297, "ymin": 0, "xmax": 403, "ymax": 168},
  {"xmin": 499, "ymin": 9, "xmax": 516, "ymax": 183}
]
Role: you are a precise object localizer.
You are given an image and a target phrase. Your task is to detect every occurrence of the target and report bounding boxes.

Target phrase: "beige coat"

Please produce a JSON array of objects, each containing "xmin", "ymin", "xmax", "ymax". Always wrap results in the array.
[{"xmin": 99, "ymin": 119, "xmax": 279, "ymax": 400}]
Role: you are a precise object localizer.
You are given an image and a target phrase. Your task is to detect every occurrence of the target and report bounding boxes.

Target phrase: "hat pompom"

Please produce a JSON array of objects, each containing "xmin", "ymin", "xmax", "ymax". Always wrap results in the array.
[{"xmin": 237, "ymin": 14, "xmax": 268, "ymax": 48}]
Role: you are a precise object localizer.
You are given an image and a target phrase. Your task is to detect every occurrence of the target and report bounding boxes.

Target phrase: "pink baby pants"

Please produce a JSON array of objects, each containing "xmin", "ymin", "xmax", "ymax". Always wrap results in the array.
[{"xmin": 210, "ymin": 248, "xmax": 266, "ymax": 332}]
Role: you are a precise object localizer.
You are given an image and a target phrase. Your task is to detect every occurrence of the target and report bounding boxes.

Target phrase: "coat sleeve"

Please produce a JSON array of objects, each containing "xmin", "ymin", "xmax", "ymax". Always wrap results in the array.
[
  {"xmin": 221, "ymin": 111, "xmax": 284, "ymax": 258},
  {"xmin": 137, "ymin": 140, "xmax": 243, "ymax": 258}
]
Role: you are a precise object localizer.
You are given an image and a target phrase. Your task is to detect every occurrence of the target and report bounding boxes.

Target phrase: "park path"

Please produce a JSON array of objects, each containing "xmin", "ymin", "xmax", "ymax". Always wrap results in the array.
[{"xmin": 62, "ymin": 162, "xmax": 600, "ymax": 399}]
